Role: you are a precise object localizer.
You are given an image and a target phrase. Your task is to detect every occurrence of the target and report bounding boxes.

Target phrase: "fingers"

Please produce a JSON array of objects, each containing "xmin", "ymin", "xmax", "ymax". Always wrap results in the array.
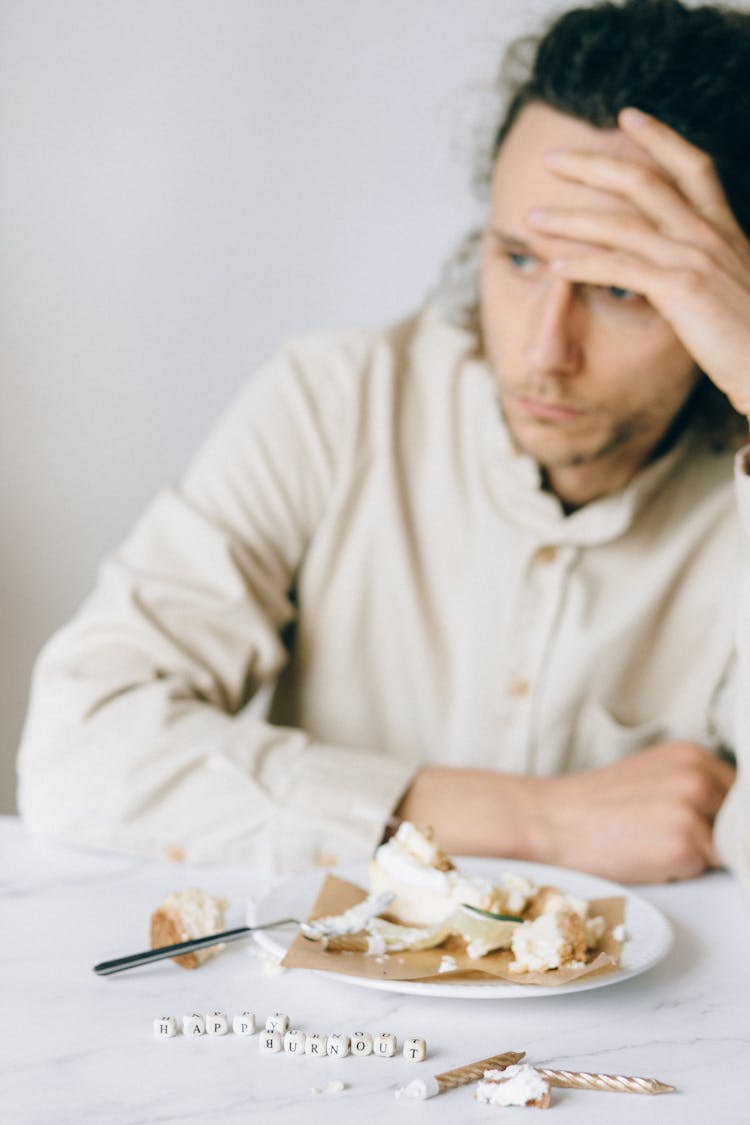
[
  {"xmin": 547, "ymin": 250, "xmax": 673, "ymax": 314},
  {"xmin": 617, "ymin": 108, "xmax": 743, "ymax": 238},
  {"xmin": 674, "ymin": 808, "xmax": 722, "ymax": 877},
  {"xmin": 542, "ymin": 148, "xmax": 715, "ymax": 245},
  {"xmin": 529, "ymin": 207, "xmax": 664, "ymax": 262},
  {"xmin": 674, "ymin": 741, "xmax": 736, "ymax": 798},
  {"xmin": 527, "ymin": 207, "xmax": 749, "ymax": 287}
]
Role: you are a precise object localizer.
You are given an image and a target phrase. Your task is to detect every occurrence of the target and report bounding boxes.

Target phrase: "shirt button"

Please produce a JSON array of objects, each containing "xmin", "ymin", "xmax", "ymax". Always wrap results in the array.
[
  {"xmin": 508, "ymin": 676, "xmax": 531, "ymax": 698},
  {"xmin": 535, "ymin": 545, "xmax": 557, "ymax": 565}
]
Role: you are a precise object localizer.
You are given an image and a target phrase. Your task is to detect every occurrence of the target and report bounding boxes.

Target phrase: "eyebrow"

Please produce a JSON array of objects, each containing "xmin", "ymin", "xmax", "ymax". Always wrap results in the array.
[{"xmin": 488, "ymin": 229, "xmax": 535, "ymax": 252}]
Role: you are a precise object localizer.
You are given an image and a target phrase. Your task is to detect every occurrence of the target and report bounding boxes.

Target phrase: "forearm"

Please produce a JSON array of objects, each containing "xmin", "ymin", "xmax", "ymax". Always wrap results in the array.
[
  {"xmin": 397, "ymin": 743, "xmax": 735, "ymax": 884},
  {"xmin": 395, "ymin": 766, "xmax": 551, "ymax": 860},
  {"xmin": 18, "ymin": 669, "xmax": 413, "ymax": 872}
]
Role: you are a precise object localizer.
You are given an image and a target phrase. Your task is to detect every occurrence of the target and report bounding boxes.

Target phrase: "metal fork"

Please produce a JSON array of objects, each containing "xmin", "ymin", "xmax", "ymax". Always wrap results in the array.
[
  {"xmin": 93, "ymin": 918, "xmax": 300, "ymax": 976},
  {"xmin": 93, "ymin": 889, "xmax": 395, "ymax": 976}
]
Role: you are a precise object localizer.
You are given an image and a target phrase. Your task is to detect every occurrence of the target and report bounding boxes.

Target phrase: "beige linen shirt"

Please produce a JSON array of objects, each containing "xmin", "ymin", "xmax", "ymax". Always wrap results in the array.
[{"xmin": 17, "ymin": 306, "xmax": 750, "ymax": 881}]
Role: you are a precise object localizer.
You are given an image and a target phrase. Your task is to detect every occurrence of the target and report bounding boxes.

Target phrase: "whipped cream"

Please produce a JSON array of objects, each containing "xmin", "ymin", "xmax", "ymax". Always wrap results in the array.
[
  {"xmin": 501, "ymin": 873, "xmax": 537, "ymax": 915},
  {"xmin": 373, "ymin": 837, "xmax": 496, "ymax": 904},
  {"xmin": 301, "ymin": 891, "xmax": 394, "ymax": 937},
  {"xmin": 476, "ymin": 1065, "xmax": 550, "ymax": 1106},
  {"xmin": 392, "ymin": 822, "xmax": 444, "ymax": 866},
  {"xmin": 394, "ymin": 1077, "xmax": 441, "ymax": 1100}
]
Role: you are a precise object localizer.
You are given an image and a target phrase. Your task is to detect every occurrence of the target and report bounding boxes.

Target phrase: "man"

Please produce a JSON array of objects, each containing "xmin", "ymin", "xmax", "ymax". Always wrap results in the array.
[{"xmin": 17, "ymin": 0, "xmax": 750, "ymax": 889}]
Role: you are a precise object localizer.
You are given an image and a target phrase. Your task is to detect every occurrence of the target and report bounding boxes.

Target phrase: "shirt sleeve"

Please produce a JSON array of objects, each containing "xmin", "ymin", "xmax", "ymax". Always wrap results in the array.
[
  {"xmin": 16, "ymin": 342, "xmax": 414, "ymax": 872},
  {"xmin": 714, "ymin": 445, "xmax": 750, "ymax": 894}
]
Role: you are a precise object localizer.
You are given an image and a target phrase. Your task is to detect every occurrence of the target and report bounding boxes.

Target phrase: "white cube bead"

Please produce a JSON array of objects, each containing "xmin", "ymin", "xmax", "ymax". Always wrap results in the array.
[
  {"xmin": 351, "ymin": 1031, "xmax": 373, "ymax": 1056},
  {"xmin": 259, "ymin": 1030, "xmax": 283, "ymax": 1054},
  {"xmin": 403, "ymin": 1037, "xmax": 427, "ymax": 1062},
  {"xmin": 205, "ymin": 1011, "xmax": 229, "ymax": 1036},
  {"xmin": 153, "ymin": 1015, "xmax": 178, "ymax": 1038},
  {"xmin": 182, "ymin": 1013, "xmax": 205, "ymax": 1036},
  {"xmin": 305, "ymin": 1033, "xmax": 328, "ymax": 1057},
  {"xmin": 265, "ymin": 1012, "xmax": 290, "ymax": 1034},
  {"xmin": 374, "ymin": 1032, "xmax": 397, "ymax": 1057},
  {"xmin": 233, "ymin": 1012, "xmax": 256, "ymax": 1036},
  {"xmin": 326, "ymin": 1034, "xmax": 350, "ymax": 1058},
  {"xmin": 284, "ymin": 1029, "xmax": 307, "ymax": 1055}
]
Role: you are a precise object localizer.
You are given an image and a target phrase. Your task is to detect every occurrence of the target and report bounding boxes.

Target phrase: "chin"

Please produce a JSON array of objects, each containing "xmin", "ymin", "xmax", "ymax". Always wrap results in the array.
[
  {"xmin": 508, "ymin": 424, "xmax": 584, "ymax": 466},
  {"xmin": 506, "ymin": 414, "xmax": 610, "ymax": 467}
]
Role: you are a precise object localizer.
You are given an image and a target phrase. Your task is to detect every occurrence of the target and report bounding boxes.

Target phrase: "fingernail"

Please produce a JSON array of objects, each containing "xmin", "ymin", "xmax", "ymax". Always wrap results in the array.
[
  {"xmin": 620, "ymin": 107, "xmax": 649, "ymax": 128},
  {"xmin": 543, "ymin": 149, "xmax": 566, "ymax": 165},
  {"xmin": 527, "ymin": 207, "xmax": 547, "ymax": 223}
]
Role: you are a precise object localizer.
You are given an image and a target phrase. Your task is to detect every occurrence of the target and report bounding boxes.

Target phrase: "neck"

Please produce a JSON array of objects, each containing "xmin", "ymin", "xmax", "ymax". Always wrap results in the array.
[
  {"xmin": 542, "ymin": 456, "xmax": 645, "ymax": 513},
  {"xmin": 541, "ymin": 400, "xmax": 697, "ymax": 512}
]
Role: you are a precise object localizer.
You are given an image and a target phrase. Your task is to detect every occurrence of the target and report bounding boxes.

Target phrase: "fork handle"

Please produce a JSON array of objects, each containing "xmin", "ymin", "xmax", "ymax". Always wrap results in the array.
[{"xmin": 93, "ymin": 919, "xmax": 298, "ymax": 976}]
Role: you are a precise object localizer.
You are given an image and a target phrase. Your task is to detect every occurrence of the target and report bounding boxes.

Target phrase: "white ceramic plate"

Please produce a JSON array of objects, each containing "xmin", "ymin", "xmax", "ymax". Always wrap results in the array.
[{"xmin": 250, "ymin": 857, "xmax": 672, "ymax": 999}]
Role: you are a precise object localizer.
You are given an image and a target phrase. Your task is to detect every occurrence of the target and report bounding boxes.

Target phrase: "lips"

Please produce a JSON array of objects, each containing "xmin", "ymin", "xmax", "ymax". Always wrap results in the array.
[{"xmin": 517, "ymin": 395, "xmax": 588, "ymax": 421}]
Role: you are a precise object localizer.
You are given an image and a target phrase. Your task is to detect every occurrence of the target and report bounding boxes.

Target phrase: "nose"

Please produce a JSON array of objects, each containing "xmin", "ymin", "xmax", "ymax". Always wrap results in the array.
[{"xmin": 524, "ymin": 277, "xmax": 583, "ymax": 376}]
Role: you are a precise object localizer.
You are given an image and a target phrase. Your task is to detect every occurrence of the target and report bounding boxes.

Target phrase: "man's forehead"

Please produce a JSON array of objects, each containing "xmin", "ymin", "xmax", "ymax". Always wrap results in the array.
[{"xmin": 490, "ymin": 102, "xmax": 660, "ymax": 224}]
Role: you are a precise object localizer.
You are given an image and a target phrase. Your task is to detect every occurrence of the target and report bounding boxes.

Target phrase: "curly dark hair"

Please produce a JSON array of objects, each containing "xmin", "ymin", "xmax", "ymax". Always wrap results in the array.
[{"xmin": 433, "ymin": 0, "xmax": 749, "ymax": 450}]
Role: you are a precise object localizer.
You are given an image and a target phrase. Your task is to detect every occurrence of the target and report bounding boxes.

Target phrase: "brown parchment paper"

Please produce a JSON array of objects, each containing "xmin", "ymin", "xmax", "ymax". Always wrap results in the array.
[{"xmin": 281, "ymin": 875, "xmax": 624, "ymax": 986}]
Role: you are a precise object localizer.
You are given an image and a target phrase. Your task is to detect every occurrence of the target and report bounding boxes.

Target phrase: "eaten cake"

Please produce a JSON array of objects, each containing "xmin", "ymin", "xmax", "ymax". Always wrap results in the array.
[
  {"xmin": 475, "ymin": 1065, "xmax": 551, "ymax": 1108},
  {"xmin": 368, "ymin": 822, "xmax": 507, "ymax": 924},
  {"xmin": 150, "ymin": 887, "xmax": 228, "ymax": 969},
  {"xmin": 362, "ymin": 822, "xmax": 608, "ymax": 972}
]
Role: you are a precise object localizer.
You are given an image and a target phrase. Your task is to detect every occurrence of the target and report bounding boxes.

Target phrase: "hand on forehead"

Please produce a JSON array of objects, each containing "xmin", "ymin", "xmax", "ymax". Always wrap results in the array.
[{"xmin": 490, "ymin": 103, "xmax": 662, "ymax": 249}]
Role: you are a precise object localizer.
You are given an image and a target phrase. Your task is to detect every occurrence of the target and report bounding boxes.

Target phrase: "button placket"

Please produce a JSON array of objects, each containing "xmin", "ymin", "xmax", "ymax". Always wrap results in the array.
[
  {"xmin": 525, "ymin": 544, "xmax": 580, "ymax": 771},
  {"xmin": 502, "ymin": 543, "xmax": 578, "ymax": 770}
]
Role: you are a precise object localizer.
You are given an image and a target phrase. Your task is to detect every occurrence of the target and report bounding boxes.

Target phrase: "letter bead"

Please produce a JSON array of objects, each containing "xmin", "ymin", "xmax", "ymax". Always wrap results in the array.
[
  {"xmin": 265, "ymin": 1012, "xmax": 290, "ymax": 1034},
  {"xmin": 403, "ymin": 1037, "xmax": 427, "ymax": 1062},
  {"xmin": 284, "ymin": 1028, "xmax": 307, "ymax": 1054},
  {"xmin": 259, "ymin": 1030, "xmax": 283, "ymax": 1054},
  {"xmin": 153, "ymin": 1015, "xmax": 178, "ymax": 1038},
  {"xmin": 305, "ymin": 1033, "xmax": 328, "ymax": 1056},
  {"xmin": 374, "ymin": 1032, "xmax": 397, "ymax": 1057},
  {"xmin": 351, "ymin": 1031, "xmax": 373, "ymax": 1056},
  {"xmin": 205, "ymin": 1011, "xmax": 229, "ymax": 1036},
  {"xmin": 232, "ymin": 1012, "xmax": 256, "ymax": 1036},
  {"xmin": 327, "ymin": 1033, "xmax": 350, "ymax": 1058},
  {"xmin": 182, "ymin": 1013, "xmax": 205, "ymax": 1036}
]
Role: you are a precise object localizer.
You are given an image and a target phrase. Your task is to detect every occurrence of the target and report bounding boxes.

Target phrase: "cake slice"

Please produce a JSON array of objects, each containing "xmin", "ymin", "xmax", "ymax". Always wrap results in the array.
[
  {"xmin": 509, "ymin": 907, "xmax": 589, "ymax": 973},
  {"xmin": 150, "ymin": 887, "xmax": 228, "ymax": 969},
  {"xmin": 368, "ymin": 822, "xmax": 506, "ymax": 925}
]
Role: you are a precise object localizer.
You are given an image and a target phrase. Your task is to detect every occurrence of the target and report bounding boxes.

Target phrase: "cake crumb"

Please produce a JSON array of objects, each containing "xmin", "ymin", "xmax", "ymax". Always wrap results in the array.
[
  {"xmin": 262, "ymin": 956, "xmax": 287, "ymax": 976},
  {"xmin": 310, "ymin": 1080, "xmax": 346, "ymax": 1096},
  {"xmin": 438, "ymin": 955, "xmax": 458, "ymax": 973}
]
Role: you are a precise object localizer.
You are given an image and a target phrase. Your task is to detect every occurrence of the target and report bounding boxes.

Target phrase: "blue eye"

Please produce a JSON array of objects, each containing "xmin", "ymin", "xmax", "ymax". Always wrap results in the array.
[
  {"xmin": 507, "ymin": 251, "xmax": 536, "ymax": 272},
  {"xmin": 606, "ymin": 285, "xmax": 639, "ymax": 301}
]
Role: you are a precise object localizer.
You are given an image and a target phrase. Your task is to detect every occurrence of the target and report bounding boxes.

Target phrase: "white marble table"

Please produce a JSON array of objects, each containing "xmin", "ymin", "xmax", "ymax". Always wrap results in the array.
[{"xmin": 3, "ymin": 815, "xmax": 749, "ymax": 1124}]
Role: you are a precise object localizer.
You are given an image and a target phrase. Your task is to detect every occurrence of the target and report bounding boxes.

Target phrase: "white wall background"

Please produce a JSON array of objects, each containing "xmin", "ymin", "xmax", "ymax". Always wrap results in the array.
[
  {"xmin": 2, "ymin": 0, "xmax": 563, "ymax": 814},
  {"xmin": 3, "ymin": 0, "xmax": 731, "ymax": 813}
]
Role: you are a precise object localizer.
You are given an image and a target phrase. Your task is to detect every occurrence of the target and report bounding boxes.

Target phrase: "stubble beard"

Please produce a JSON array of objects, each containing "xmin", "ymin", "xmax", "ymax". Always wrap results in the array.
[{"xmin": 502, "ymin": 402, "xmax": 659, "ymax": 471}]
